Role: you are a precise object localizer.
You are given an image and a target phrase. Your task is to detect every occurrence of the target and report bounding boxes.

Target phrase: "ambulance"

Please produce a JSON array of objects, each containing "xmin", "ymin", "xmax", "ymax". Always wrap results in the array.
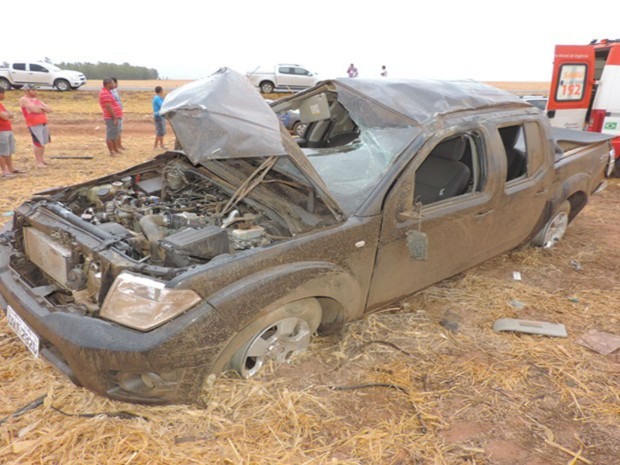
[{"xmin": 547, "ymin": 39, "xmax": 620, "ymax": 170}]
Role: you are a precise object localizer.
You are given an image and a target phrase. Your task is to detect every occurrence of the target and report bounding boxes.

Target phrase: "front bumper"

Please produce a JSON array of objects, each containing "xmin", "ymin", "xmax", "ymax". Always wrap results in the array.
[
  {"xmin": 69, "ymin": 76, "xmax": 87, "ymax": 88},
  {"xmin": 0, "ymin": 242, "xmax": 228, "ymax": 404}
]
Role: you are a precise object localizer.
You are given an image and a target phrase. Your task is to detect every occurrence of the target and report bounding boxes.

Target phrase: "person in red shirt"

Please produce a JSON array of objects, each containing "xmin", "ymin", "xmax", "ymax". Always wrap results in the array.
[
  {"xmin": 19, "ymin": 84, "xmax": 52, "ymax": 168},
  {"xmin": 0, "ymin": 87, "xmax": 21, "ymax": 176},
  {"xmin": 98, "ymin": 78, "xmax": 123, "ymax": 156}
]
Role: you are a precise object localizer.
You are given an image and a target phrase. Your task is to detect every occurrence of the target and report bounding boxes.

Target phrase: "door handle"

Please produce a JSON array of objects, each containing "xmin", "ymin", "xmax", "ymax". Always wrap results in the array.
[{"xmin": 475, "ymin": 210, "xmax": 494, "ymax": 217}]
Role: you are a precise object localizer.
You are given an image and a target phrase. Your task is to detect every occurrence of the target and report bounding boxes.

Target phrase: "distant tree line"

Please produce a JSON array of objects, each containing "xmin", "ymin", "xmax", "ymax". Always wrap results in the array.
[{"xmin": 55, "ymin": 62, "xmax": 159, "ymax": 80}]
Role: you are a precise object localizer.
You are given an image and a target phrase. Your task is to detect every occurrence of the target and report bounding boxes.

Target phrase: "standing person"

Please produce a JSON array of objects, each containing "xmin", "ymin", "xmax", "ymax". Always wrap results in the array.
[
  {"xmin": 19, "ymin": 84, "xmax": 52, "ymax": 168},
  {"xmin": 0, "ymin": 88, "xmax": 21, "ymax": 177},
  {"xmin": 98, "ymin": 78, "xmax": 123, "ymax": 157},
  {"xmin": 110, "ymin": 77, "xmax": 125, "ymax": 151},
  {"xmin": 347, "ymin": 63, "xmax": 358, "ymax": 78},
  {"xmin": 380, "ymin": 65, "xmax": 388, "ymax": 77},
  {"xmin": 152, "ymin": 86, "xmax": 167, "ymax": 149}
]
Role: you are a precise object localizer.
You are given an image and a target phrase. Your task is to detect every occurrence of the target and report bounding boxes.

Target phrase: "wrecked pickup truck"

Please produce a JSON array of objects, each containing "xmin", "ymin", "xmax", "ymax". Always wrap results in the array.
[{"xmin": 0, "ymin": 69, "xmax": 614, "ymax": 404}]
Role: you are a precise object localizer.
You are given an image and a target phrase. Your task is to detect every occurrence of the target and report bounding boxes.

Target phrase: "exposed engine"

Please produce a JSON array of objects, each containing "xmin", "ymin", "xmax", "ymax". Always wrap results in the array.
[
  {"xmin": 5, "ymin": 154, "xmax": 338, "ymax": 313},
  {"xmin": 59, "ymin": 159, "xmax": 276, "ymax": 268}
]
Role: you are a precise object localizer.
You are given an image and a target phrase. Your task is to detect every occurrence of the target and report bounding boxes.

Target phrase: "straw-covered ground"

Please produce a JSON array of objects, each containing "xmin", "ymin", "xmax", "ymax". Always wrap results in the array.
[{"xmin": 0, "ymin": 86, "xmax": 617, "ymax": 465}]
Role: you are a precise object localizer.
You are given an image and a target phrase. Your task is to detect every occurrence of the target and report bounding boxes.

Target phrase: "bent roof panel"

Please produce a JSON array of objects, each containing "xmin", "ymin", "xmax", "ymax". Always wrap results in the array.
[{"xmin": 314, "ymin": 78, "xmax": 530, "ymax": 124}]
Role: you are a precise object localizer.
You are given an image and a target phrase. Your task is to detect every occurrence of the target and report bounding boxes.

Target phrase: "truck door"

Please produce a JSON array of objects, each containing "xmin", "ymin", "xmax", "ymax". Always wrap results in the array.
[
  {"xmin": 367, "ymin": 129, "xmax": 499, "ymax": 309},
  {"xmin": 28, "ymin": 63, "xmax": 52, "ymax": 85},
  {"xmin": 10, "ymin": 63, "xmax": 28, "ymax": 84},
  {"xmin": 487, "ymin": 119, "xmax": 554, "ymax": 250},
  {"xmin": 547, "ymin": 45, "xmax": 595, "ymax": 130},
  {"xmin": 277, "ymin": 66, "xmax": 313, "ymax": 91}
]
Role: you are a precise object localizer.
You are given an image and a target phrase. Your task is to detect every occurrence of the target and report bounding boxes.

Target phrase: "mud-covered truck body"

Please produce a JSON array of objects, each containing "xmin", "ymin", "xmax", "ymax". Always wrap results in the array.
[{"xmin": 0, "ymin": 71, "xmax": 613, "ymax": 404}]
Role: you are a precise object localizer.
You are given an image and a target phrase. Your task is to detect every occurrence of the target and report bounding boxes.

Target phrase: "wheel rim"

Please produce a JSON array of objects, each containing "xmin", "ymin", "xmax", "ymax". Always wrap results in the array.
[
  {"xmin": 543, "ymin": 211, "xmax": 568, "ymax": 248},
  {"xmin": 57, "ymin": 80, "xmax": 69, "ymax": 91},
  {"xmin": 232, "ymin": 317, "xmax": 312, "ymax": 378},
  {"xmin": 0, "ymin": 80, "xmax": 9, "ymax": 91}
]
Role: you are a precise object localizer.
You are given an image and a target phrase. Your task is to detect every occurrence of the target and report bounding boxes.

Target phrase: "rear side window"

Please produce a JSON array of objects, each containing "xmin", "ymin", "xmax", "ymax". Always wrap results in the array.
[
  {"xmin": 555, "ymin": 64, "xmax": 587, "ymax": 101},
  {"xmin": 13, "ymin": 63, "xmax": 26, "ymax": 71},
  {"xmin": 279, "ymin": 67, "xmax": 293, "ymax": 74},
  {"xmin": 500, "ymin": 123, "xmax": 543, "ymax": 182},
  {"xmin": 500, "ymin": 125, "xmax": 527, "ymax": 181}
]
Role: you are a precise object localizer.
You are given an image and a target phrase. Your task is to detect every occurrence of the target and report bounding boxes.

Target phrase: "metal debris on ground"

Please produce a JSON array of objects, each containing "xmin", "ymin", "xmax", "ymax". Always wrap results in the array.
[
  {"xmin": 439, "ymin": 309, "xmax": 461, "ymax": 332},
  {"xmin": 493, "ymin": 318, "xmax": 568, "ymax": 337},
  {"xmin": 512, "ymin": 271, "xmax": 522, "ymax": 281},
  {"xmin": 509, "ymin": 299, "xmax": 526, "ymax": 310},
  {"xmin": 49, "ymin": 156, "xmax": 94, "ymax": 160},
  {"xmin": 576, "ymin": 330, "xmax": 620, "ymax": 355},
  {"xmin": 570, "ymin": 259, "xmax": 583, "ymax": 271}
]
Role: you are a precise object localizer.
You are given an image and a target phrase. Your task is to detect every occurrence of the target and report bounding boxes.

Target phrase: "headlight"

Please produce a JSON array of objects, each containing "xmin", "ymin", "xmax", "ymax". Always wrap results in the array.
[{"xmin": 100, "ymin": 271, "xmax": 201, "ymax": 331}]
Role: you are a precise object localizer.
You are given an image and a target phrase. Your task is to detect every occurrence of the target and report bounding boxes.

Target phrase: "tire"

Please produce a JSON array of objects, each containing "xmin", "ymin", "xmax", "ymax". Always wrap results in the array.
[
  {"xmin": 292, "ymin": 121, "xmax": 307, "ymax": 137},
  {"xmin": 54, "ymin": 79, "xmax": 71, "ymax": 91},
  {"xmin": 0, "ymin": 78, "xmax": 10, "ymax": 91},
  {"xmin": 532, "ymin": 201, "xmax": 571, "ymax": 248},
  {"xmin": 11, "ymin": 84, "xmax": 23, "ymax": 90},
  {"xmin": 212, "ymin": 298, "xmax": 322, "ymax": 378},
  {"xmin": 259, "ymin": 81, "xmax": 275, "ymax": 94}
]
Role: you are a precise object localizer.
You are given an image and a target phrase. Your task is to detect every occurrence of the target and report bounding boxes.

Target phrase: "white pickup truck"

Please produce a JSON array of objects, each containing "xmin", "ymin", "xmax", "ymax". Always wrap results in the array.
[
  {"xmin": 0, "ymin": 62, "xmax": 87, "ymax": 91},
  {"xmin": 246, "ymin": 64, "xmax": 318, "ymax": 93}
]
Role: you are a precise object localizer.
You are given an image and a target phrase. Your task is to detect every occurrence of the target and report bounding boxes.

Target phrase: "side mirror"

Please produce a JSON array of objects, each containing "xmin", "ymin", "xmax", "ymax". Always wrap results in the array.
[
  {"xmin": 400, "ymin": 201, "xmax": 427, "ymax": 260},
  {"xmin": 406, "ymin": 230, "xmax": 428, "ymax": 261}
]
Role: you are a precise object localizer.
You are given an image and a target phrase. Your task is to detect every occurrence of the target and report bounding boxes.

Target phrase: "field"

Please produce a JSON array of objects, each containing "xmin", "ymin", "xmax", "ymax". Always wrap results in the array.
[{"xmin": 0, "ymin": 83, "xmax": 618, "ymax": 465}]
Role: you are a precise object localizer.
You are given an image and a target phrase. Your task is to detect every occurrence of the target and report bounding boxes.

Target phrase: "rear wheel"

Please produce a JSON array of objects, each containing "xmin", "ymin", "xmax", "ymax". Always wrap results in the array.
[
  {"xmin": 260, "ymin": 81, "xmax": 275, "ymax": 94},
  {"xmin": 532, "ymin": 201, "xmax": 570, "ymax": 248},
  {"xmin": 55, "ymin": 79, "xmax": 70, "ymax": 91},
  {"xmin": 213, "ymin": 298, "xmax": 322, "ymax": 378},
  {"xmin": 0, "ymin": 78, "xmax": 10, "ymax": 91}
]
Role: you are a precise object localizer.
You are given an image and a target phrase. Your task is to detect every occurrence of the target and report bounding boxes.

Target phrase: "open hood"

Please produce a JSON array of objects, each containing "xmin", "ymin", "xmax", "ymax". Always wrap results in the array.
[
  {"xmin": 160, "ymin": 68, "xmax": 288, "ymax": 162},
  {"xmin": 160, "ymin": 68, "xmax": 344, "ymax": 218}
]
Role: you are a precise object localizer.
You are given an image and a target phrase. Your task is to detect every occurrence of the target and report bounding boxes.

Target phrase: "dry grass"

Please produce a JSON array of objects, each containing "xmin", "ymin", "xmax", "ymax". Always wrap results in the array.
[{"xmin": 0, "ymin": 89, "xmax": 618, "ymax": 465}]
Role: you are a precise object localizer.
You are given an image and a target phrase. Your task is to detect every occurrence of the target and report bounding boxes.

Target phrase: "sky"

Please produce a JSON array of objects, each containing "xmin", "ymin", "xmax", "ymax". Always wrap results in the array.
[{"xmin": 3, "ymin": 0, "xmax": 619, "ymax": 82}]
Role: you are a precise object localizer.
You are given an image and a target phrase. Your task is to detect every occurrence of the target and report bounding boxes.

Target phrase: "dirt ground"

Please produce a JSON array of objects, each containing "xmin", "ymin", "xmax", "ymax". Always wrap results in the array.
[{"xmin": 0, "ymin": 87, "xmax": 618, "ymax": 465}]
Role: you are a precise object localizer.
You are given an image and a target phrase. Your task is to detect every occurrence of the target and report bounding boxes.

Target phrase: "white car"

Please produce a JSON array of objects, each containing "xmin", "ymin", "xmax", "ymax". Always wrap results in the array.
[
  {"xmin": 247, "ymin": 64, "xmax": 318, "ymax": 93},
  {"xmin": 0, "ymin": 62, "xmax": 87, "ymax": 91}
]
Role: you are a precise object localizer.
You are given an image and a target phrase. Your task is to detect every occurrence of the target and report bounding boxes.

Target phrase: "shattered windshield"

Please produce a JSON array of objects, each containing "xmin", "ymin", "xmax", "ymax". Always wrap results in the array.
[
  {"xmin": 304, "ymin": 127, "xmax": 418, "ymax": 213},
  {"xmin": 289, "ymin": 84, "xmax": 420, "ymax": 213},
  {"xmin": 162, "ymin": 70, "xmax": 422, "ymax": 215}
]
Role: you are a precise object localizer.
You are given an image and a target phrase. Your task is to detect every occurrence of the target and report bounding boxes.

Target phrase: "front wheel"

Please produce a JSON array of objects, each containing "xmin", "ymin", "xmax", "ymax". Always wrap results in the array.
[
  {"xmin": 0, "ymin": 78, "xmax": 10, "ymax": 91},
  {"xmin": 55, "ymin": 79, "xmax": 70, "ymax": 91},
  {"xmin": 532, "ymin": 201, "xmax": 570, "ymax": 248},
  {"xmin": 260, "ymin": 81, "xmax": 275, "ymax": 94},
  {"xmin": 214, "ymin": 298, "xmax": 322, "ymax": 378}
]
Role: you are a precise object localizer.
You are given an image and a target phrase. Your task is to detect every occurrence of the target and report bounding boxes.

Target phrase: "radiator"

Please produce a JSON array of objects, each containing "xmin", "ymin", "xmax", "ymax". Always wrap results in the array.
[{"xmin": 23, "ymin": 227, "xmax": 72, "ymax": 286}]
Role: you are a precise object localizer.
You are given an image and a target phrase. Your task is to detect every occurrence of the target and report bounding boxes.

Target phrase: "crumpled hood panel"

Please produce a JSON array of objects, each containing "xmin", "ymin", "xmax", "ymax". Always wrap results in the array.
[{"xmin": 160, "ymin": 68, "xmax": 288, "ymax": 163}]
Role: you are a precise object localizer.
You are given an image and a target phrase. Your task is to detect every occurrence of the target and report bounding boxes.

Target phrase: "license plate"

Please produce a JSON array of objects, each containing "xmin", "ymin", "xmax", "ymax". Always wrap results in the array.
[{"xmin": 6, "ymin": 306, "xmax": 40, "ymax": 357}]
